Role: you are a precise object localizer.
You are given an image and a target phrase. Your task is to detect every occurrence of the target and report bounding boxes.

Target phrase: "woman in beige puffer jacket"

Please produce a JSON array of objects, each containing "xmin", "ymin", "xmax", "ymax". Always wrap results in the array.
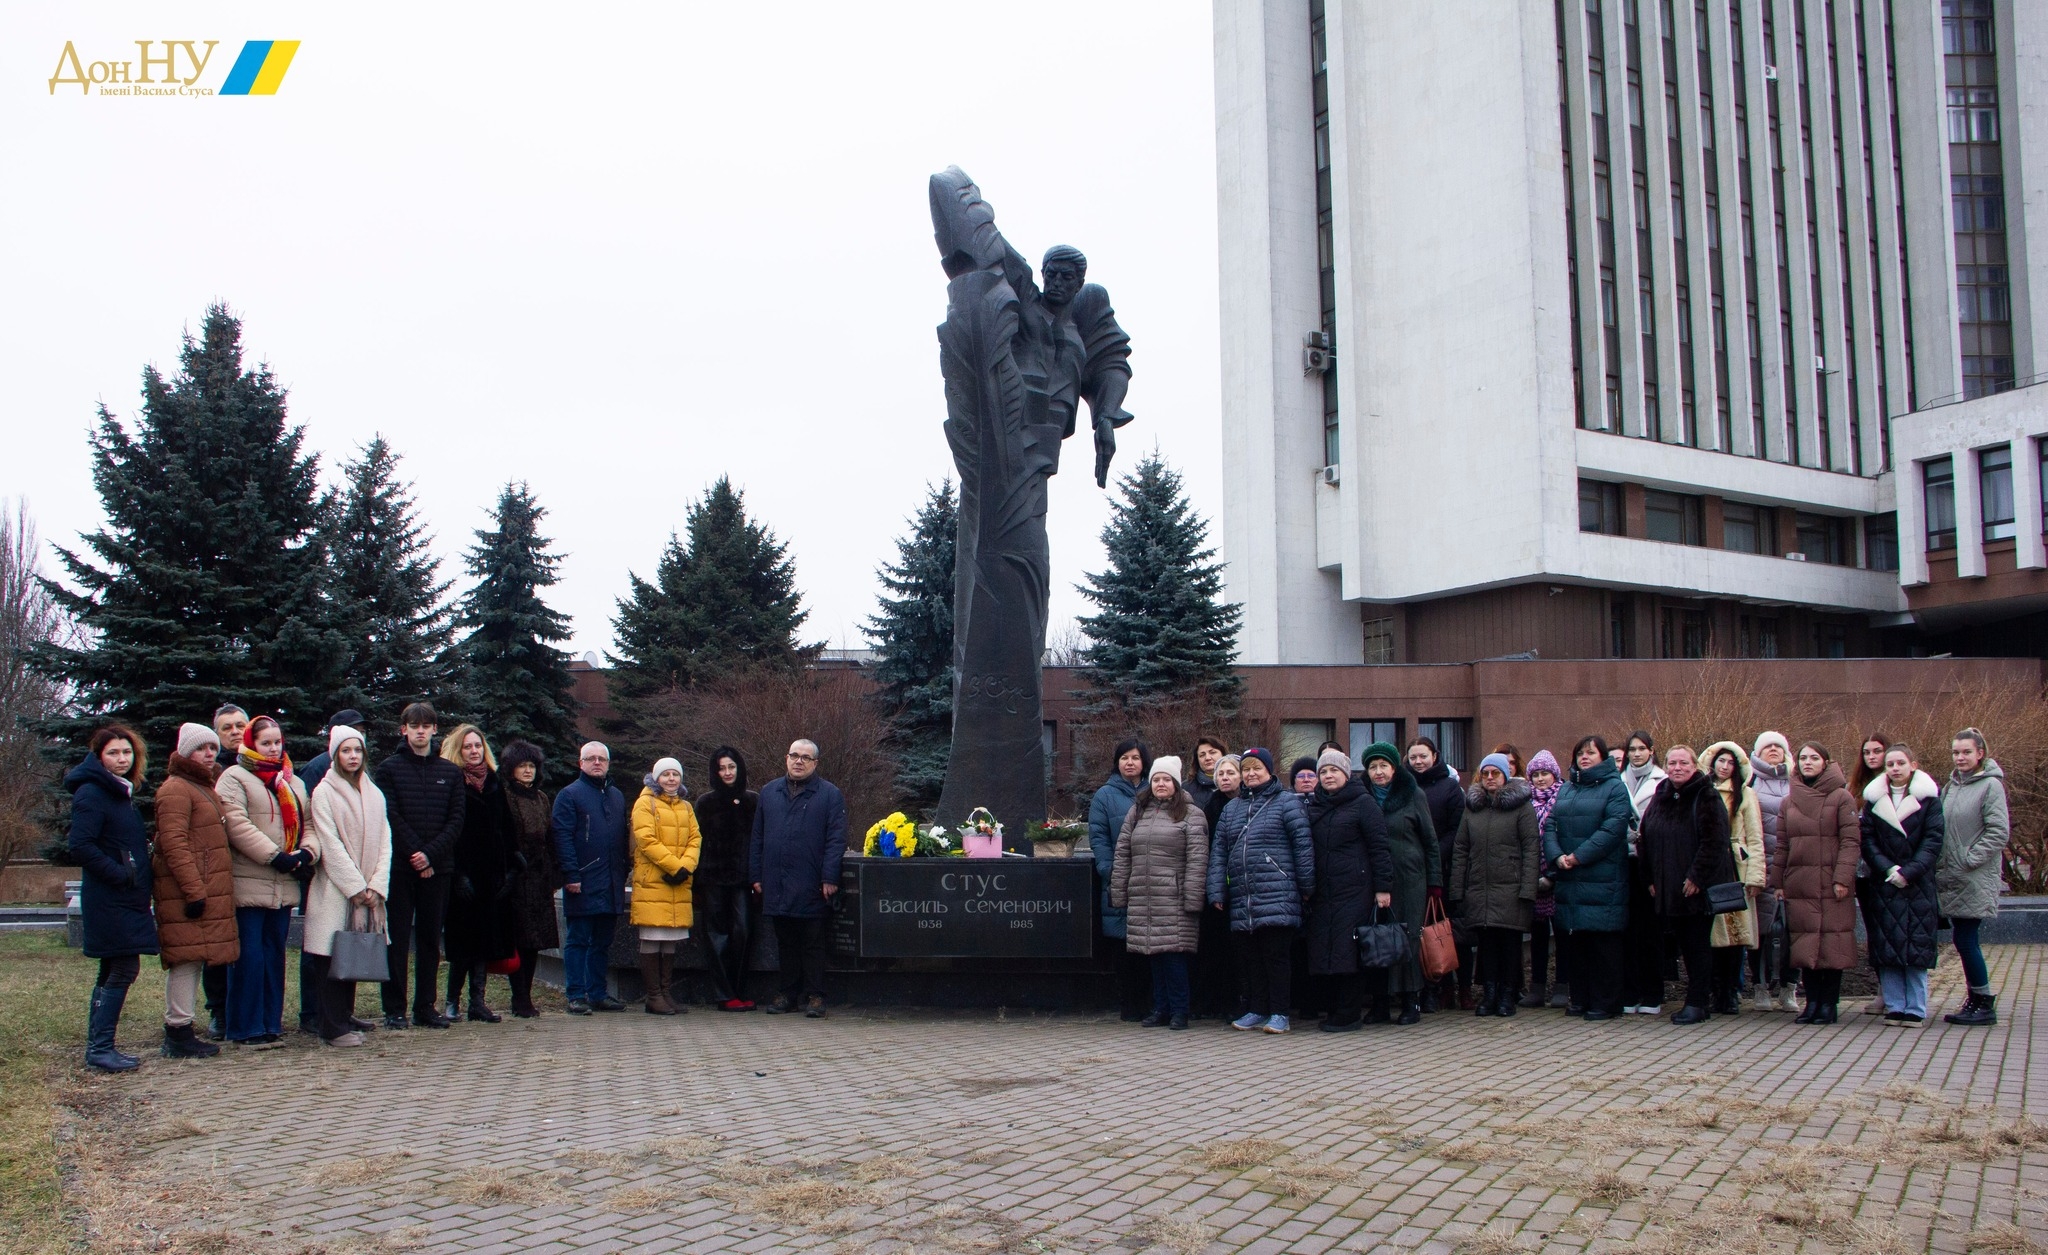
[
  {"xmin": 1110, "ymin": 756, "xmax": 1209, "ymax": 1029},
  {"xmin": 214, "ymin": 715, "xmax": 314, "ymax": 1044}
]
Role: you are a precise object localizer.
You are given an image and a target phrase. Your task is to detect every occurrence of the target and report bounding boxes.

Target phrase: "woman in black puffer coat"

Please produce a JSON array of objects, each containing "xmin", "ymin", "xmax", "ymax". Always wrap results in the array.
[
  {"xmin": 68, "ymin": 725, "xmax": 158, "ymax": 1072},
  {"xmin": 1860, "ymin": 745, "xmax": 1945, "ymax": 1025},
  {"xmin": 1639, "ymin": 746, "xmax": 1735, "ymax": 1025},
  {"xmin": 1207, "ymin": 748, "xmax": 1316, "ymax": 1034},
  {"xmin": 695, "ymin": 747, "xmax": 760, "ymax": 1011},
  {"xmin": 1407, "ymin": 737, "xmax": 1468, "ymax": 1010},
  {"xmin": 441, "ymin": 725, "xmax": 515, "ymax": 1022},
  {"xmin": 1302, "ymin": 749, "xmax": 1395, "ymax": 1032}
]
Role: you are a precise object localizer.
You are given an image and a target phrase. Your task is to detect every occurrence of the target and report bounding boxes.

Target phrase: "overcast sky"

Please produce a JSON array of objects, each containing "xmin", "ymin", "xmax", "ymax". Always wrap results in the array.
[{"xmin": 0, "ymin": 3, "xmax": 1222, "ymax": 660}]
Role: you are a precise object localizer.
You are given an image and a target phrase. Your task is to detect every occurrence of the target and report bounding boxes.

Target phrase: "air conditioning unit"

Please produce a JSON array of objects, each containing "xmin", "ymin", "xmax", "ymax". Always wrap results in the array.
[
  {"xmin": 1763, "ymin": 64, "xmax": 1779, "ymax": 80},
  {"xmin": 1784, "ymin": 551, "xmax": 1808, "ymax": 561},
  {"xmin": 1814, "ymin": 354, "xmax": 1827, "ymax": 372},
  {"xmin": 1321, "ymin": 464, "xmax": 1341, "ymax": 486},
  {"xmin": 1303, "ymin": 331, "xmax": 1335, "ymax": 376}
]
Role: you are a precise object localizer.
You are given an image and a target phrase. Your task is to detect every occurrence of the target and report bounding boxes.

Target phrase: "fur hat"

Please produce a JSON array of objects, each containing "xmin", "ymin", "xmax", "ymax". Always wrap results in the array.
[
  {"xmin": 499, "ymin": 740, "xmax": 545, "ymax": 776},
  {"xmin": 1317, "ymin": 748, "xmax": 1352, "ymax": 774},
  {"xmin": 1148, "ymin": 755, "xmax": 1183, "ymax": 783},
  {"xmin": 1752, "ymin": 731, "xmax": 1791, "ymax": 760},
  {"xmin": 176, "ymin": 722, "xmax": 219, "ymax": 758}
]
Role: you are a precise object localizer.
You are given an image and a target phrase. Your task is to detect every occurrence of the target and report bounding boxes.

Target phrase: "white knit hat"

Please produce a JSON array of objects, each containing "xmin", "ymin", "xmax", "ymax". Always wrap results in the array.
[
  {"xmin": 328, "ymin": 725, "xmax": 365, "ymax": 758},
  {"xmin": 1317, "ymin": 748, "xmax": 1352, "ymax": 774},
  {"xmin": 1148, "ymin": 755, "xmax": 1183, "ymax": 783},
  {"xmin": 650, "ymin": 757, "xmax": 685, "ymax": 790},
  {"xmin": 176, "ymin": 722, "xmax": 220, "ymax": 757}
]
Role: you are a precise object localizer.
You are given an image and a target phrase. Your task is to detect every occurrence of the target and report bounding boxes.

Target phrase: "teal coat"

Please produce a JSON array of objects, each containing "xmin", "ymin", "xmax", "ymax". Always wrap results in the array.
[{"xmin": 1541, "ymin": 760, "xmax": 1633, "ymax": 933}]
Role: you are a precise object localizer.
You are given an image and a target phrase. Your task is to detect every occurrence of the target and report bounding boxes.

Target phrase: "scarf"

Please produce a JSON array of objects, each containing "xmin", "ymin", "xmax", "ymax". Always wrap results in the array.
[
  {"xmin": 1369, "ymin": 781, "xmax": 1390, "ymax": 807},
  {"xmin": 461, "ymin": 761, "xmax": 489, "ymax": 792},
  {"xmin": 238, "ymin": 743, "xmax": 301, "ymax": 851},
  {"xmin": 1530, "ymin": 781, "xmax": 1559, "ymax": 832}
]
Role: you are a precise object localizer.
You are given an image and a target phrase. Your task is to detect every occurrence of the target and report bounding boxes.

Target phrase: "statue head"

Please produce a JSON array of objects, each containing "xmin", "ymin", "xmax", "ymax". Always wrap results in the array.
[{"xmin": 1040, "ymin": 246, "xmax": 1087, "ymax": 308}]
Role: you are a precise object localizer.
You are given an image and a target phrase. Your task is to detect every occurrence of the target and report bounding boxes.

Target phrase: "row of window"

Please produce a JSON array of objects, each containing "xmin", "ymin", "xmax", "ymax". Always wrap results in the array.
[
  {"xmin": 1922, "ymin": 438, "xmax": 2047, "ymax": 550},
  {"xmin": 1278, "ymin": 719, "xmax": 1473, "ymax": 774},
  {"xmin": 1609, "ymin": 596, "xmax": 1848, "ymax": 660},
  {"xmin": 1577, "ymin": 477, "xmax": 1891, "ymax": 567}
]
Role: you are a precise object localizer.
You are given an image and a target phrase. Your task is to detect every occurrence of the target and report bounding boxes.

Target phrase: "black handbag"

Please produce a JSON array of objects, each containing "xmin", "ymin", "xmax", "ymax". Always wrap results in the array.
[
  {"xmin": 1354, "ymin": 906, "xmax": 1411, "ymax": 970},
  {"xmin": 1704, "ymin": 881, "xmax": 1748, "ymax": 915}
]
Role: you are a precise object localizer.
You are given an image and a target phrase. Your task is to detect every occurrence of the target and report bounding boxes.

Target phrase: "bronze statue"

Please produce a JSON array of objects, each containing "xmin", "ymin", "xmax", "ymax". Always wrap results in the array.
[{"xmin": 929, "ymin": 167, "xmax": 1133, "ymax": 826}]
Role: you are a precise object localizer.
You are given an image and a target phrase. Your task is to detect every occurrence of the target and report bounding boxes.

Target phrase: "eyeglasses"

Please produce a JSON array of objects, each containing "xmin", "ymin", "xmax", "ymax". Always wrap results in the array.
[{"xmin": 786, "ymin": 752, "xmax": 816, "ymax": 763}]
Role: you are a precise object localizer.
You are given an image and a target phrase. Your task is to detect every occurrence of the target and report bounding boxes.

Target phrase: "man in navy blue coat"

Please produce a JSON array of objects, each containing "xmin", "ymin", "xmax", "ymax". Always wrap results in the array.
[
  {"xmin": 749, "ymin": 738, "xmax": 848, "ymax": 1017},
  {"xmin": 551, "ymin": 741, "xmax": 631, "ymax": 1014}
]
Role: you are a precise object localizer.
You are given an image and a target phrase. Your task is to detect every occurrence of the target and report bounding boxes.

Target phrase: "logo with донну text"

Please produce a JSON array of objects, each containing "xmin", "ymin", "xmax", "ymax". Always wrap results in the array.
[{"xmin": 48, "ymin": 40, "xmax": 300, "ymax": 97}]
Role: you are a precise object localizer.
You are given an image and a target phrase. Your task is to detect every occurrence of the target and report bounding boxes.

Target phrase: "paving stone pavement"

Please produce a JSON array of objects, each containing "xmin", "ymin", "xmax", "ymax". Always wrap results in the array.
[{"xmin": 77, "ymin": 947, "xmax": 2047, "ymax": 1254}]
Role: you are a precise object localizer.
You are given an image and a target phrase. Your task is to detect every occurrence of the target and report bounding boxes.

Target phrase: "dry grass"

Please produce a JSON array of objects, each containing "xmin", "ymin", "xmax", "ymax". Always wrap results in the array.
[
  {"xmin": 1130, "ymin": 1211, "xmax": 1215, "ymax": 1255},
  {"xmin": 1735, "ymin": 1143, "xmax": 1830, "ymax": 1194},
  {"xmin": 1435, "ymin": 1137, "xmax": 1528, "ymax": 1164},
  {"xmin": 1877, "ymin": 1080, "xmax": 1949, "ymax": 1107},
  {"xmin": 1971, "ymin": 1222, "xmax": 2048, "ymax": 1254},
  {"xmin": 640, "ymin": 1133, "xmax": 721, "ymax": 1160},
  {"xmin": 960, "ymin": 1147, "xmax": 1012, "ymax": 1166},
  {"xmin": 436, "ymin": 1166, "xmax": 566, "ymax": 1205},
  {"xmin": 556, "ymin": 1148, "xmax": 637, "ymax": 1172},
  {"xmin": 848, "ymin": 1153, "xmax": 921, "ymax": 1183},
  {"xmin": 1282, "ymin": 1157, "xmax": 1357, "ymax": 1181},
  {"xmin": 605, "ymin": 1186, "xmax": 667, "ymax": 1213},
  {"xmin": 1455, "ymin": 1222, "xmax": 1533, "ymax": 1255},
  {"xmin": 707, "ymin": 1157, "xmax": 793, "ymax": 1186},
  {"xmin": 328, "ymin": 1151, "xmax": 413, "ymax": 1186},
  {"xmin": 1198, "ymin": 1137, "xmax": 1289, "ymax": 1171},
  {"xmin": 1568, "ymin": 1165, "xmax": 1649, "ymax": 1205},
  {"xmin": 748, "ymin": 1179, "xmax": 870, "ymax": 1224},
  {"xmin": 140, "ymin": 1115, "xmax": 208, "ymax": 1144}
]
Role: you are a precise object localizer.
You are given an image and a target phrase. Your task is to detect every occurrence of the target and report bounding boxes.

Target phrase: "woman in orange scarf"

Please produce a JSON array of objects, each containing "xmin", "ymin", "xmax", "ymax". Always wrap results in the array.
[{"xmin": 217, "ymin": 715, "xmax": 314, "ymax": 1045}]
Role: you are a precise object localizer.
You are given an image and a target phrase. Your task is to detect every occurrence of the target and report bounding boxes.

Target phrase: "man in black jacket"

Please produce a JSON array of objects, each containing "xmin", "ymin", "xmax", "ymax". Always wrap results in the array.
[{"xmin": 372, "ymin": 702, "xmax": 465, "ymax": 1029}]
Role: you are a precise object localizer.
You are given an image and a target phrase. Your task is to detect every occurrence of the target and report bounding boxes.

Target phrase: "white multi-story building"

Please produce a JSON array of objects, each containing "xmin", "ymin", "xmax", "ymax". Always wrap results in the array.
[{"xmin": 1215, "ymin": 0, "xmax": 2047, "ymax": 663}]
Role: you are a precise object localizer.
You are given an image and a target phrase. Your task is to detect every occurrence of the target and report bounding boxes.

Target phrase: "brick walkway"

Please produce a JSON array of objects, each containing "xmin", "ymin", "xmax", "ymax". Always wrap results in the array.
[{"xmin": 64, "ymin": 947, "xmax": 2046, "ymax": 1254}]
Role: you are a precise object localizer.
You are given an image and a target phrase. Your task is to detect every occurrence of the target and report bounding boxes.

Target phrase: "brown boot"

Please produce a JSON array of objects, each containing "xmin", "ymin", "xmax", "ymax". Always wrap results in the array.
[
  {"xmin": 660, "ymin": 950, "xmax": 687, "ymax": 1014},
  {"xmin": 641, "ymin": 954, "xmax": 677, "ymax": 1015}
]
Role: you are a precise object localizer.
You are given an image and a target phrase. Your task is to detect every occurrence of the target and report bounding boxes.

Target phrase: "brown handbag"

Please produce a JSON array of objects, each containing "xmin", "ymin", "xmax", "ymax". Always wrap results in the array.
[{"xmin": 1420, "ymin": 896, "xmax": 1459, "ymax": 981}]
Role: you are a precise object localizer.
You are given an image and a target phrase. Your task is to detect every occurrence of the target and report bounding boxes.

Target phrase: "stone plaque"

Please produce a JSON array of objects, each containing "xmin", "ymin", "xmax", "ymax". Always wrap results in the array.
[{"xmin": 856, "ymin": 858, "xmax": 1095, "ymax": 959}]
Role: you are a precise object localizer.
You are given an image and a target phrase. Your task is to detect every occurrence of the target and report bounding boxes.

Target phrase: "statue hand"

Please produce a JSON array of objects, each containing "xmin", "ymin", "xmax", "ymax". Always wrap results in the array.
[{"xmin": 1093, "ymin": 417, "xmax": 1116, "ymax": 488}]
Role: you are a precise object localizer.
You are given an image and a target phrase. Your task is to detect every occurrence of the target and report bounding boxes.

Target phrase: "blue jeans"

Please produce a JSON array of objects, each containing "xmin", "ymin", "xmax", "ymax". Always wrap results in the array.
[
  {"xmin": 1878, "ymin": 966, "xmax": 1929, "ymax": 1018},
  {"xmin": 564, "ymin": 913, "xmax": 618, "ymax": 1003},
  {"xmin": 227, "ymin": 906, "xmax": 291, "ymax": 1041},
  {"xmin": 1951, "ymin": 917, "xmax": 1990, "ymax": 991},
  {"xmin": 1149, "ymin": 952, "xmax": 1191, "ymax": 1019}
]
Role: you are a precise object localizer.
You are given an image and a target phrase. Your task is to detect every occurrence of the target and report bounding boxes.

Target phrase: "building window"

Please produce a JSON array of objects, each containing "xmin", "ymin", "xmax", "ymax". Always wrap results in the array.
[
  {"xmin": 1043, "ymin": 722, "xmax": 1056, "ymax": 787},
  {"xmin": 1362, "ymin": 616, "xmax": 1395, "ymax": 664},
  {"xmin": 1815, "ymin": 623, "xmax": 1848, "ymax": 659},
  {"xmin": 1348, "ymin": 721, "xmax": 1401, "ymax": 769},
  {"xmin": 1644, "ymin": 491, "xmax": 1705, "ymax": 545},
  {"xmin": 1414, "ymin": 720, "xmax": 1471, "ymax": 773},
  {"xmin": 1864, "ymin": 515, "xmax": 1900, "ymax": 572},
  {"xmin": 1722, "ymin": 501, "xmax": 1778, "ymax": 555},
  {"xmin": 1794, "ymin": 513, "xmax": 1851, "ymax": 565},
  {"xmin": 1280, "ymin": 720, "xmax": 1335, "ymax": 770},
  {"xmin": 1578, "ymin": 479, "xmax": 1625, "ymax": 535},
  {"xmin": 1946, "ymin": 1, "xmax": 2013, "ymax": 400},
  {"xmin": 1924, "ymin": 458, "xmax": 1957, "ymax": 551},
  {"xmin": 1310, "ymin": 0, "xmax": 1341, "ymax": 467},
  {"xmin": 1609, "ymin": 596, "xmax": 1635, "ymax": 659},
  {"xmin": 1946, "ymin": 86, "xmax": 2000, "ymax": 143},
  {"xmin": 1738, "ymin": 615, "xmax": 1781, "ymax": 659},
  {"xmin": 1980, "ymin": 445, "xmax": 2015, "ymax": 541},
  {"xmin": 1660, "ymin": 607, "xmax": 1710, "ymax": 659}
]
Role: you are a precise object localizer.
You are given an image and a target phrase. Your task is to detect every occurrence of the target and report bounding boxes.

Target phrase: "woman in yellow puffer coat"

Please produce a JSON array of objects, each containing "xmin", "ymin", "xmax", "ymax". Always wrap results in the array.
[
  {"xmin": 631, "ymin": 757, "xmax": 701, "ymax": 1015},
  {"xmin": 1702, "ymin": 740, "xmax": 1767, "ymax": 1015}
]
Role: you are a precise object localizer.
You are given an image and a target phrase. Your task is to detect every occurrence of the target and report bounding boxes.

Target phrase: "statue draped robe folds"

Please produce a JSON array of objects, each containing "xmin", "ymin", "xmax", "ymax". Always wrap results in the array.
[{"xmin": 928, "ymin": 167, "xmax": 1132, "ymax": 827}]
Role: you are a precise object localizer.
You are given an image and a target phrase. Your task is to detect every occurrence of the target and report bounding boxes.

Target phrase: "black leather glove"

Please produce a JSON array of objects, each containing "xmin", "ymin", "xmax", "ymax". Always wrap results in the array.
[
  {"xmin": 268, "ymin": 851, "xmax": 297, "ymax": 873},
  {"xmin": 453, "ymin": 875, "xmax": 476, "ymax": 901},
  {"xmin": 661, "ymin": 866, "xmax": 691, "ymax": 887},
  {"xmin": 184, "ymin": 899, "xmax": 207, "ymax": 919}
]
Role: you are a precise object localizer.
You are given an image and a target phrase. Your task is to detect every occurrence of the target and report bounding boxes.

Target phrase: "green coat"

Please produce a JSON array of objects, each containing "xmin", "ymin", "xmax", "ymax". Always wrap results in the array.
[
  {"xmin": 1451, "ymin": 779, "xmax": 1540, "ymax": 932},
  {"xmin": 1371, "ymin": 768, "xmax": 1441, "ymax": 994},
  {"xmin": 1936, "ymin": 761, "xmax": 2009, "ymax": 920}
]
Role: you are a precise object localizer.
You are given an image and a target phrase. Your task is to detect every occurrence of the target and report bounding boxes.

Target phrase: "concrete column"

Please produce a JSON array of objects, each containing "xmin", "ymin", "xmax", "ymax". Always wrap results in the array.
[
  {"xmin": 2014, "ymin": 433, "xmax": 2046, "ymax": 570},
  {"xmin": 2000, "ymin": 0, "xmax": 2047, "ymax": 381},
  {"xmin": 1893, "ymin": 0, "xmax": 1963, "ymax": 406},
  {"xmin": 1895, "ymin": 464, "xmax": 1929, "ymax": 586},
  {"xmin": 1955, "ymin": 445, "xmax": 1986, "ymax": 579}
]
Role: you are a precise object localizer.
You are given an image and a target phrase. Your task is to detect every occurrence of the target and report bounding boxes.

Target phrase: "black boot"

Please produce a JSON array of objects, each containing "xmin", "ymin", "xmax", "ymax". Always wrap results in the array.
[
  {"xmin": 1365, "ymin": 996, "xmax": 1392, "ymax": 1024},
  {"xmin": 1475, "ymin": 983, "xmax": 1498, "ymax": 1017},
  {"xmin": 161, "ymin": 1022, "xmax": 219, "ymax": 1059},
  {"xmin": 1943, "ymin": 992, "xmax": 1997, "ymax": 1027},
  {"xmin": 1497, "ymin": 988, "xmax": 1519, "ymax": 1017},
  {"xmin": 1794, "ymin": 997, "xmax": 1821, "ymax": 1024},
  {"xmin": 1670, "ymin": 1004, "xmax": 1711, "ymax": 1026},
  {"xmin": 1419, "ymin": 986, "xmax": 1439, "ymax": 1013},
  {"xmin": 85, "ymin": 986, "xmax": 139, "ymax": 1072},
  {"xmin": 1395, "ymin": 994, "xmax": 1421, "ymax": 1026},
  {"xmin": 1518, "ymin": 982, "xmax": 1547, "ymax": 1009}
]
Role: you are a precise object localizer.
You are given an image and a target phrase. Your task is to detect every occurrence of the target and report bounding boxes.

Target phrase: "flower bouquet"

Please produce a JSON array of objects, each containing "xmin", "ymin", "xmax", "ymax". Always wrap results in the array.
[
  {"xmin": 1024, "ymin": 817, "xmax": 1087, "ymax": 858},
  {"xmin": 958, "ymin": 807, "xmax": 1004, "ymax": 859},
  {"xmin": 862, "ymin": 812, "xmax": 921, "ymax": 858}
]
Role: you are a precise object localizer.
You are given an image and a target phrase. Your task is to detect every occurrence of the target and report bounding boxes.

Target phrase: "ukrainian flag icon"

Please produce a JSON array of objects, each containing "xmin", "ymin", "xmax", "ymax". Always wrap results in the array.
[{"xmin": 219, "ymin": 41, "xmax": 300, "ymax": 95}]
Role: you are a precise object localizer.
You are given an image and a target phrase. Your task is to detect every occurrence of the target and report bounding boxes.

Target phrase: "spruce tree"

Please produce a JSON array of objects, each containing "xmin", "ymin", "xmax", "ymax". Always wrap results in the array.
[
  {"xmin": 322, "ymin": 437, "xmax": 454, "ymax": 744},
  {"xmin": 607, "ymin": 477, "xmax": 815, "ymax": 753},
  {"xmin": 864, "ymin": 481, "xmax": 957, "ymax": 812},
  {"xmin": 448, "ymin": 483, "xmax": 580, "ymax": 775},
  {"xmin": 30, "ymin": 304, "xmax": 347, "ymax": 765},
  {"xmin": 1076, "ymin": 453, "xmax": 1243, "ymax": 713}
]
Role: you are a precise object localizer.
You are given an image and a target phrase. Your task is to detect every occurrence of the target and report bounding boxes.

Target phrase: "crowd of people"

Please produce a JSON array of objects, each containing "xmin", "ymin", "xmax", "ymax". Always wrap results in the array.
[
  {"xmin": 1089, "ymin": 727, "xmax": 2013, "ymax": 1034},
  {"xmin": 66, "ymin": 700, "xmax": 850, "ymax": 1072},
  {"xmin": 63, "ymin": 699, "xmax": 2015, "ymax": 1072}
]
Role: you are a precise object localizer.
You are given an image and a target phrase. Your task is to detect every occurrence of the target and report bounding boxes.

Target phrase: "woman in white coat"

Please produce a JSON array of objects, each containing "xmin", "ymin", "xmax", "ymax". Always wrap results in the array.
[{"xmin": 303, "ymin": 726, "xmax": 392, "ymax": 1047}]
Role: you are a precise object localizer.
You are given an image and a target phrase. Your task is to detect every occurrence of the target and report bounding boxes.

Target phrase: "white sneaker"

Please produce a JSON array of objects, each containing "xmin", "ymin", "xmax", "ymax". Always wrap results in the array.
[
  {"xmin": 1231, "ymin": 1012, "xmax": 1267, "ymax": 1031},
  {"xmin": 1263, "ymin": 1014, "xmax": 1292, "ymax": 1034},
  {"xmin": 322, "ymin": 1031, "xmax": 366, "ymax": 1048},
  {"xmin": 1639, "ymin": 1004, "xmax": 1662, "ymax": 1016},
  {"xmin": 1622, "ymin": 1005, "xmax": 1641, "ymax": 1015}
]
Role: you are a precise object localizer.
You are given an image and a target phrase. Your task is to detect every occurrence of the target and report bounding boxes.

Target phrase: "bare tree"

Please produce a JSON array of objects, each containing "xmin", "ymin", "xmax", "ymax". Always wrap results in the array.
[{"xmin": 1, "ymin": 500, "xmax": 72, "ymax": 862}]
